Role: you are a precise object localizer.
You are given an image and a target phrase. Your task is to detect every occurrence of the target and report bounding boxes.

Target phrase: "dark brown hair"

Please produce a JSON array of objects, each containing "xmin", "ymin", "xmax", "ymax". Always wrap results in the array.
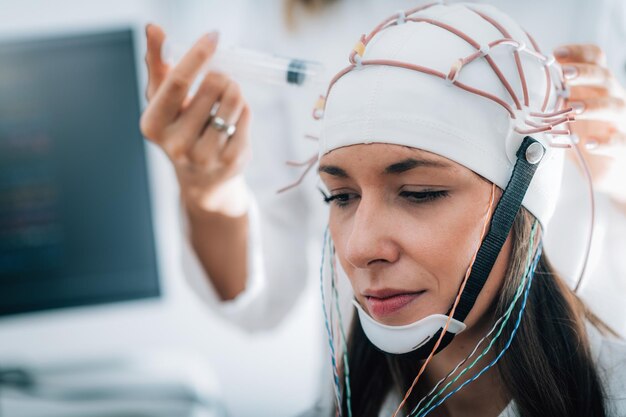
[{"xmin": 341, "ymin": 207, "xmax": 612, "ymax": 417}]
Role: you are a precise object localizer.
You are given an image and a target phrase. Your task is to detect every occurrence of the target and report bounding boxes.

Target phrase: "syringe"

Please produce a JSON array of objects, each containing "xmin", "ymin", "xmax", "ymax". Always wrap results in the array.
[{"xmin": 162, "ymin": 40, "xmax": 326, "ymax": 88}]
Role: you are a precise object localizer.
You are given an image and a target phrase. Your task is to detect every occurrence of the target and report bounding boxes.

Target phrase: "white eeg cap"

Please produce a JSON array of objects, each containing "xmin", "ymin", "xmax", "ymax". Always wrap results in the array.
[{"xmin": 320, "ymin": 3, "xmax": 570, "ymax": 228}]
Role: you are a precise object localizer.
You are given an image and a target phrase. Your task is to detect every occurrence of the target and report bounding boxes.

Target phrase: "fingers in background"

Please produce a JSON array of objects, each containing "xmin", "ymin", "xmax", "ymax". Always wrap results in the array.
[
  {"xmin": 145, "ymin": 24, "xmax": 168, "ymax": 101},
  {"xmin": 190, "ymin": 79, "xmax": 245, "ymax": 166},
  {"xmin": 569, "ymin": 119, "xmax": 618, "ymax": 146},
  {"xmin": 220, "ymin": 105, "xmax": 252, "ymax": 168},
  {"xmin": 180, "ymin": 72, "xmax": 231, "ymax": 140},
  {"xmin": 584, "ymin": 132, "xmax": 626, "ymax": 157},
  {"xmin": 161, "ymin": 72, "xmax": 231, "ymax": 163},
  {"xmin": 141, "ymin": 32, "xmax": 218, "ymax": 141},
  {"xmin": 569, "ymin": 96, "xmax": 625, "ymax": 122},
  {"xmin": 554, "ymin": 43, "xmax": 607, "ymax": 67},
  {"xmin": 569, "ymin": 85, "xmax": 610, "ymax": 100},
  {"xmin": 562, "ymin": 63, "xmax": 614, "ymax": 88}
]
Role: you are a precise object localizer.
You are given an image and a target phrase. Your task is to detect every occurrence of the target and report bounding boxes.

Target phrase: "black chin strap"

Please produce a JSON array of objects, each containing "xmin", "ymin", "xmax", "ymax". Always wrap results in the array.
[{"xmin": 410, "ymin": 136, "xmax": 545, "ymax": 360}]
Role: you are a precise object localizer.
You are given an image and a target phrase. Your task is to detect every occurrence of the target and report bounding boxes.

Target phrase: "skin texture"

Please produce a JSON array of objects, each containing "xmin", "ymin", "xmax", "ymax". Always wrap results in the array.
[
  {"xmin": 320, "ymin": 143, "xmax": 514, "ymax": 416},
  {"xmin": 319, "ymin": 143, "xmax": 509, "ymax": 328}
]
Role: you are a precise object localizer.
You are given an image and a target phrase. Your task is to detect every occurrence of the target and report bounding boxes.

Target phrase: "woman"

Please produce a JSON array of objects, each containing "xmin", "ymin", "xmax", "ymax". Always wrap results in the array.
[
  {"xmin": 312, "ymin": 3, "xmax": 626, "ymax": 417},
  {"xmin": 143, "ymin": 4, "xmax": 624, "ymax": 415}
]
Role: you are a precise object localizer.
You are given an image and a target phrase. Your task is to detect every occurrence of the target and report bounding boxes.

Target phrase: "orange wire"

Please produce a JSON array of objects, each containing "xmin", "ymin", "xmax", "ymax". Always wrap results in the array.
[{"xmin": 392, "ymin": 183, "xmax": 497, "ymax": 417}]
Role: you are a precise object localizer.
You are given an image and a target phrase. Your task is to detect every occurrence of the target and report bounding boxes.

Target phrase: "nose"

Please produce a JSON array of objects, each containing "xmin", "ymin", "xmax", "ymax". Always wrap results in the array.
[{"xmin": 343, "ymin": 197, "xmax": 400, "ymax": 269}]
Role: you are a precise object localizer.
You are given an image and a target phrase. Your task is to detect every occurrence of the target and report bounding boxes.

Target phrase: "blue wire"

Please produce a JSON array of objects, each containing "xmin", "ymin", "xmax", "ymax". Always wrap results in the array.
[
  {"xmin": 418, "ymin": 243, "xmax": 543, "ymax": 417},
  {"xmin": 330, "ymin": 244, "xmax": 353, "ymax": 417},
  {"xmin": 411, "ymin": 222, "xmax": 539, "ymax": 416},
  {"xmin": 319, "ymin": 227, "xmax": 343, "ymax": 415}
]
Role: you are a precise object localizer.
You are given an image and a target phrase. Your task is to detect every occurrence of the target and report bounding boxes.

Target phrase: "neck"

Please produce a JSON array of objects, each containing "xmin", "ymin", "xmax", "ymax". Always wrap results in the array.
[{"xmin": 417, "ymin": 311, "xmax": 510, "ymax": 417}]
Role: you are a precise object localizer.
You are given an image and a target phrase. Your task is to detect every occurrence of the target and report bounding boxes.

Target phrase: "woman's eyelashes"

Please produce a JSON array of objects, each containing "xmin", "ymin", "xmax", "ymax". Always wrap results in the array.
[
  {"xmin": 319, "ymin": 187, "xmax": 356, "ymax": 207},
  {"xmin": 324, "ymin": 192, "xmax": 358, "ymax": 207},
  {"xmin": 400, "ymin": 190, "xmax": 449, "ymax": 203},
  {"xmin": 319, "ymin": 188, "xmax": 449, "ymax": 208}
]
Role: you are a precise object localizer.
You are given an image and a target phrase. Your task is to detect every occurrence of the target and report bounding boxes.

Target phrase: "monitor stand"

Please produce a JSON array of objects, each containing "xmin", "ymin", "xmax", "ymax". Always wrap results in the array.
[{"xmin": 0, "ymin": 351, "xmax": 226, "ymax": 417}]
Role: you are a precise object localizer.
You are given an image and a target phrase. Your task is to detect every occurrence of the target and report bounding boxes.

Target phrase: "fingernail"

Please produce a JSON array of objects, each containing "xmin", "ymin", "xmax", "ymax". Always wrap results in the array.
[
  {"xmin": 554, "ymin": 47, "xmax": 570, "ymax": 58},
  {"xmin": 570, "ymin": 101, "xmax": 586, "ymax": 114},
  {"xmin": 584, "ymin": 139, "xmax": 599, "ymax": 150},
  {"xmin": 145, "ymin": 23, "xmax": 152, "ymax": 36},
  {"xmin": 563, "ymin": 65, "xmax": 578, "ymax": 80}
]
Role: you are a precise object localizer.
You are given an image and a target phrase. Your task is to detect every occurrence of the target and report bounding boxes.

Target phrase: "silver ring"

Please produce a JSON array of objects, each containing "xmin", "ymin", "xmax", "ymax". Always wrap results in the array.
[{"xmin": 210, "ymin": 116, "xmax": 237, "ymax": 137}]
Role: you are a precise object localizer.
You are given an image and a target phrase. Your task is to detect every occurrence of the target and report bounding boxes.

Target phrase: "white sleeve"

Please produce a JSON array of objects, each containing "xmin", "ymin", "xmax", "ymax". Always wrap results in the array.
[{"xmin": 178, "ymin": 166, "xmax": 317, "ymax": 333}]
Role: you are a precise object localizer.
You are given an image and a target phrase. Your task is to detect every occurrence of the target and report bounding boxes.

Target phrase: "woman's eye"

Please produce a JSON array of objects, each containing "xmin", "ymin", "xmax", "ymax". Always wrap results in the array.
[
  {"xmin": 400, "ymin": 190, "xmax": 449, "ymax": 203},
  {"xmin": 318, "ymin": 188, "xmax": 446, "ymax": 207},
  {"xmin": 322, "ymin": 192, "xmax": 359, "ymax": 207}
]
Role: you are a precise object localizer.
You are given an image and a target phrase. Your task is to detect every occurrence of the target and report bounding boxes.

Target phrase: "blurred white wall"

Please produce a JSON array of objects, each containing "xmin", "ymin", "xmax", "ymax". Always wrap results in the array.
[{"xmin": 0, "ymin": 1, "xmax": 322, "ymax": 416}]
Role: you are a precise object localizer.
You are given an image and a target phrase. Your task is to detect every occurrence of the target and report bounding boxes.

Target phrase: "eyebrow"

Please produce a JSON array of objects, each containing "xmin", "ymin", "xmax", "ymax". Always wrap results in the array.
[
  {"xmin": 383, "ymin": 158, "xmax": 450, "ymax": 174},
  {"xmin": 318, "ymin": 158, "xmax": 450, "ymax": 178},
  {"xmin": 318, "ymin": 165, "xmax": 349, "ymax": 178}
]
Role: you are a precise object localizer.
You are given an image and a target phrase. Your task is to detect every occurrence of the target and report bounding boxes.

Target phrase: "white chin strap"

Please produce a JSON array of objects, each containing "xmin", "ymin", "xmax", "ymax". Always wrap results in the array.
[{"xmin": 352, "ymin": 300, "xmax": 466, "ymax": 355}]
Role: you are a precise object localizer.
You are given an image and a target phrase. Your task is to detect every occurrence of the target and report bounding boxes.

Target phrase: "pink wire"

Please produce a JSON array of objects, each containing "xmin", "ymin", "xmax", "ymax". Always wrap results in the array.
[
  {"xmin": 469, "ymin": 8, "xmax": 530, "ymax": 107},
  {"xmin": 316, "ymin": 3, "xmax": 577, "ymax": 156},
  {"xmin": 525, "ymin": 30, "xmax": 553, "ymax": 112},
  {"xmin": 290, "ymin": 6, "xmax": 599, "ymax": 417},
  {"xmin": 406, "ymin": 16, "xmax": 523, "ymax": 110},
  {"xmin": 570, "ymin": 143, "xmax": 596, "ymax": 293},
  {"xmin": 310, "ymin": 5, "xmax": 597, "ymax": 298}
]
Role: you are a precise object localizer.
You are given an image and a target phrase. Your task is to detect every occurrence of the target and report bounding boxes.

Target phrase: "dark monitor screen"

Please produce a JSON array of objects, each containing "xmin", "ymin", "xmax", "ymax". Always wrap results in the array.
[{"xmin": 0, "ymin": 29, "xmax": 160, "ymax": 316}]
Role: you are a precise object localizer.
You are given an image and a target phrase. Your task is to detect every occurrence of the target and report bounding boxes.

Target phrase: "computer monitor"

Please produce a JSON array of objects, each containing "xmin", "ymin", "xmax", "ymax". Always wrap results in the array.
[{"xmin": 0, "ymin": 29, "xmax": 160, "ymax": 316}]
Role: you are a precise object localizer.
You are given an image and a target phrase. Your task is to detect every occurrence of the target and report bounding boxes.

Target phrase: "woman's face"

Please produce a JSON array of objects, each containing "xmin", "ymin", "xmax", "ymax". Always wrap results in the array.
[{"xmin": 319, "ymin": 143, "xmax": 512, "ymax": 328}]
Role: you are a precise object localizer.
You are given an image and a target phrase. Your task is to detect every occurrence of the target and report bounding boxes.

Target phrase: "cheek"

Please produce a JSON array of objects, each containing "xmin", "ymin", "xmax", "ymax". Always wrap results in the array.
[
  {"xmin": 411, "ymin": 198, "xmax": 490, "ymax": 299},
  {"xmin": 328, "ymin": 194, "xmax": 490, "ymax": 299},
  {"xmin": 326, "ymin": 180, "xmax": 498, "ymax": 325},
  {"xmin": 328, "ymin": 214, "xmax": 353, "ymax": 280}
]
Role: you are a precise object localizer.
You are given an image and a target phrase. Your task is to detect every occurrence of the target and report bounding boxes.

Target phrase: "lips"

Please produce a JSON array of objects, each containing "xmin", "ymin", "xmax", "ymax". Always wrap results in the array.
[{"xmin": 362, "ymin": 289, "xmax": 425, "ymax": 320}]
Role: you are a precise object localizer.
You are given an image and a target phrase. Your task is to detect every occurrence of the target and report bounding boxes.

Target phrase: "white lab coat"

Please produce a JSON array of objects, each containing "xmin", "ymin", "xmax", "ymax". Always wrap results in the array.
[{"xmin": 179, "ymin": 0, "xmax": 626, "ymax": 412}]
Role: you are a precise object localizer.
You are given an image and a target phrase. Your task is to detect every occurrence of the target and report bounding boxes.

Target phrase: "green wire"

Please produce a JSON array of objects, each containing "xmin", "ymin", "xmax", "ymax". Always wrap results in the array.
[
  {"xmin": 330, "ymin": 242, "xmax": 353, "ymax": 417},
  {"xmin": 411, "ymin": 221, "xmax": 539, "ymax": 417}
]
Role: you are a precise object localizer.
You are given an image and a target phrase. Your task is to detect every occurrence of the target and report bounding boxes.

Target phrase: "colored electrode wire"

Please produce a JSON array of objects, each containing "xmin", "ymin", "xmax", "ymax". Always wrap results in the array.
[
  {"xmin": 414, "ymin": 244, "xmax": 538, "ymax": 417},
  {"xmin": 322, "ymin": 5, "xmax": 574, "ymax": 135},
  {"xmin": 411, "ymin": 222, "xmax": 539, "ymax": 416},
  {"xmin": 411, "ymin": 224, "xmax": 537, "ymax": 414},
  {"xmin": 329, "ymin": 244, "xmax": 353, "ymax": 417},
  {"xmin": 392, "ymin": 184, "xmax": 496, "ymax": 417},
  {"xmin": 413, "ymin": 222, "xmax": 539, "ymax": 414},
  {"xmin": 308, "ymin": 4, "xmax": 596, "ymax": 417},
  {"xmin": 569, "ymin": 141, "xmax": 596, "ymax": 293},
  {"xmin": 320, "ymin": 227, "xmax": 343, "ymax": 414},
  {"xmin": 289, "ymin": 1, "xmax": 596, "ymax": 296},
  {"xmin": 412, "ymin": 307, "xmax": 507, "ymax": 413},
  {"xmin": 332, "ymin": 4, "xmax": 592, "ymax": 293},
  {"xmin": 417, "ymin": 239, "xmax": 543, "ymax": 417},
  {"xmin": 320, "ymin": 228, "xmax": 355, "ymax": 417}
]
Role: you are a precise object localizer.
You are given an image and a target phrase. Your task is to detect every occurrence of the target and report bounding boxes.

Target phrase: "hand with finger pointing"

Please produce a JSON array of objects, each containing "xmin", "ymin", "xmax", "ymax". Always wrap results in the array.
[
  {"xmin": 140, "ymin": 24, "xmax": 252, "ymax": 218},
  {"xmin": 140, "ymin": 24, "xmax": 252, "ymax": 300},
  {"xmin": 554, "ymin": 44, "xmax": 626, "ymax": 209}
]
